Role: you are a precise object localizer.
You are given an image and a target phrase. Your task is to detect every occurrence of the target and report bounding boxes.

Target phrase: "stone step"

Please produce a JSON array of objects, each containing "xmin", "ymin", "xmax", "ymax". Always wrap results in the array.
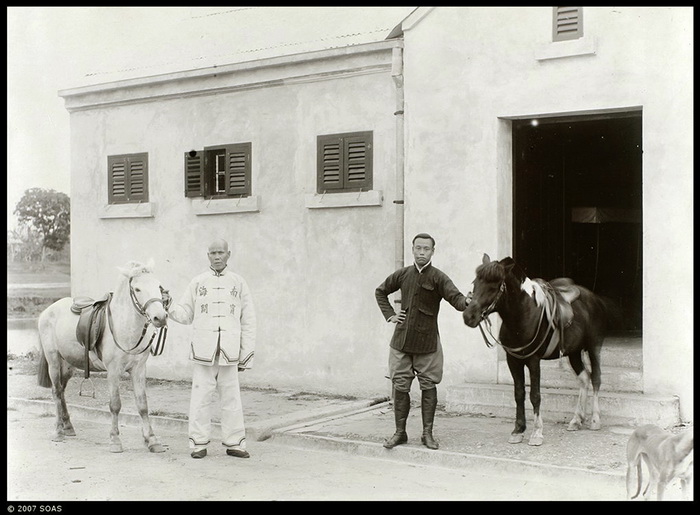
[
  {"xmin": 445, "ymin": 383, "xmax": 680, "ymax": 428},
  {"xmin": 599, "ymin": 342, "xmax": 642, "ymax": 369},
  {"xmin": 497, "ymin": 360, "xmax": 643, "ymax": 392}
]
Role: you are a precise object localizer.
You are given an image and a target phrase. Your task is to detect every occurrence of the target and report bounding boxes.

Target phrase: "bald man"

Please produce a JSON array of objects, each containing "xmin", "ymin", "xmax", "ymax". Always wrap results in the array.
[{"xmin": 168, "ymin": 239, "xmax": 257, "ymax": 459}]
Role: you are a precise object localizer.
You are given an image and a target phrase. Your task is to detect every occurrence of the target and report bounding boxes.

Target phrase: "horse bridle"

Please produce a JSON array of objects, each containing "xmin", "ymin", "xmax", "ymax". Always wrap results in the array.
[
  {"xmin": 477, "ymin": 280, "xmax": 554, "ymax": 358},
  {"xmin": 106, "ymin": 278, "xmax": 169, "ymax": 356},
  {"xmin": 477, "ymin": 281, "xmax": 506, "ymax": 348}
]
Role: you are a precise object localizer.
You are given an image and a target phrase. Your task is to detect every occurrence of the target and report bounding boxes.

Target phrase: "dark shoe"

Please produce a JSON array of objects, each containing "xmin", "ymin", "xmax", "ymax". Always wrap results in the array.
[
  {"xmin": 383, "ymin": 389, "xmax": 410, "ymax": 449},
  {"xmin": 421, "ymin": 387, "xmax": 439, "ymax": 450},
  {"xmin": 383, "ymin": 431, "xmax": 408, "ymax": 449},
  {"xmin": 191, "ymin": 448, "xmax": 207, "ymax": 459},
  {"xmin": 226, "ymin": 448, "xmax": 250, "ymax": 458}
]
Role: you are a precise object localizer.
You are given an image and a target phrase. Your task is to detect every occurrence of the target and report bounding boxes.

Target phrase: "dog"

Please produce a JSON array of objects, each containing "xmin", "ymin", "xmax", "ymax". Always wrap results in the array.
[{"xmin": 626, "ymin": 424, "xmax": 693, "ymax": 501}]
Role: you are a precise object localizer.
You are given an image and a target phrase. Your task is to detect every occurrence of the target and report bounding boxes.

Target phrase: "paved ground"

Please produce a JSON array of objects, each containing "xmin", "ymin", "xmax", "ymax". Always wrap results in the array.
[{"xmin": 7, "ymin": 353, "xmax": 693, "ymax": 502}]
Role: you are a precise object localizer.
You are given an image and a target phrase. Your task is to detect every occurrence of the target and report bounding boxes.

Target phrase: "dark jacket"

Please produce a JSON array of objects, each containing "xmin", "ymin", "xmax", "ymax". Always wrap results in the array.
[{"xmin": 375, "ymin": 263, "xmax": 469, "ymax": 354}]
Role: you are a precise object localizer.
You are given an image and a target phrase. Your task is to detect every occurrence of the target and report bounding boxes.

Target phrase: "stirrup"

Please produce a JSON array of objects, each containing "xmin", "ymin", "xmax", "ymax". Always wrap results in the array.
[{"xmin": 79, "ymin": 378, "xmax": 96, "ymax": 398}]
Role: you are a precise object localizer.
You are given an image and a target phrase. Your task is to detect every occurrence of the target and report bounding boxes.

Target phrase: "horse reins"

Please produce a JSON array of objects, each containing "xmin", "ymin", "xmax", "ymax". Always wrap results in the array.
[
  {"xmin": 106, "ymin": 279, "xmax": 169, "ymax": 356},
  {"xmin": 477, "ymin": 280, "xmax": 557, "ymax": 359}
]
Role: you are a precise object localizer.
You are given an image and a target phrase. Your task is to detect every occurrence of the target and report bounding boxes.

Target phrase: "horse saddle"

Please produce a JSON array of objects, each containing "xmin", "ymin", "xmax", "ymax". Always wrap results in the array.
[
  {"xmin": 549, "ymin": 278, "xmax": 581, "ymax": 328},
  {"xmin": 71, "ymin": 293, "xmax": 112, "ymax": 376},
  {"xmin": 534, "ymin": 278, "xmax": 581, "ymax": 358}
]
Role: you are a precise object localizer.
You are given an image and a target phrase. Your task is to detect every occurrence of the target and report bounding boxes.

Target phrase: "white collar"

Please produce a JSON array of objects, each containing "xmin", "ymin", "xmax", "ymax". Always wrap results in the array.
[{"xmin": 414, "ymin": 261, "xmax": 432, "ymax": 273}]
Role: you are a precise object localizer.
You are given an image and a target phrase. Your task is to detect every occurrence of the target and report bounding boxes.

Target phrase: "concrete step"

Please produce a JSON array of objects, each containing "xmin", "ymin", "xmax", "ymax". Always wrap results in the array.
[
  {"xmin": 599, "ymin": 341, "xmax": 642, "ymax": 369},
  {"xmin": 497, "ymin": 360, "xmax": 643, "ymax": 392},
  {"xmin": 445, "ymin": 383, "xmax": 680, "ymax": 428}
]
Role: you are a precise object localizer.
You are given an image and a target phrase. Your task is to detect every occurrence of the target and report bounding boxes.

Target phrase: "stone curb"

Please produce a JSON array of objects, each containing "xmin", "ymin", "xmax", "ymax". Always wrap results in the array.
[
  {"xmin": 6, "ymin": 396, "xmax": 385, "ymax": 442},
  {"xmin": 271, "ymin": 430, "xmax": 626, "ymax": 486}
]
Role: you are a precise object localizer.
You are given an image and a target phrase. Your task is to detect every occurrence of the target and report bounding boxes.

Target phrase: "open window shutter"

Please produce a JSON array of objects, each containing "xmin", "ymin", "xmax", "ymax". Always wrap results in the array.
[
  {"xmin": 108, "ymin": 156, "xmax": 128, "ymax": 203},
  {"xmin": 553, "ymin": 7, "xmax": 582, "ymax": 41},
  {"xmin": 344, "ymin": 133, "xmax": 372, "ymax": 191},
  {"xmin": 127, "ymin": 153, "xmax": 148, "ymax": 202},
  {"xmin": 225, "ymin": 143, "xmax": 251, "ymax": 196},
  {"xmin": 317, "ymin": 135, "xmax": 344, "ymax": 192},
  {"xmin": 184, "ymin": 150, "xmax": 204, "ymax": 197}
]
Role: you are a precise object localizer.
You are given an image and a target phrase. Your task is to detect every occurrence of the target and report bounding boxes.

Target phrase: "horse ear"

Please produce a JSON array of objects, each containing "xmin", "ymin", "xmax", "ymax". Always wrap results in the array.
[
  {"xmin": 116, "ymin": 265, "xmax": 130, "ymax": 277},
  {"xmin": 146, "ymin": 257, "xmax": 155, "ymax": 271},
  {"xmin": 482, "ymin": 254, "xmax": 491, "ymax": 264},
  {"xmin": 500, "ymin": 257, "xmax": 515, "ymax": 269}
]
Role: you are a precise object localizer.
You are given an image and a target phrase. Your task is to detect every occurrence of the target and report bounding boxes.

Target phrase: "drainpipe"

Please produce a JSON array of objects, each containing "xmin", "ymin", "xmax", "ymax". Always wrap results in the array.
[{"xmin": 392, "ymin": 44, "xmax": 405, "ymax": 313}]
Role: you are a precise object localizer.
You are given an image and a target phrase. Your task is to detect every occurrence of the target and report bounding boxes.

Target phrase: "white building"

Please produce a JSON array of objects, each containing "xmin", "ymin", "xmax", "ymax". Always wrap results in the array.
[{"xmin": 60, "ymin": 7, "xmax": 693, "ymax": 422}]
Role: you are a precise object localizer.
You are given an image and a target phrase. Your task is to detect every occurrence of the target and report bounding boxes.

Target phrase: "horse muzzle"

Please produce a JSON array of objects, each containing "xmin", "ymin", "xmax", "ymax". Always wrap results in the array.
[{"xmin": 462, "ymin": 305, "xmax": 482, "ymax": 328}]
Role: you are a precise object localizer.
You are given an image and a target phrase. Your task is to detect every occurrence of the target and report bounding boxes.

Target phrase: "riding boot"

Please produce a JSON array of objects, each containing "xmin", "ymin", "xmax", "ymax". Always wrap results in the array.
[
  {"xmin": 420, "ymin": 387, "xmax": 439, "ymax": 450},
  {"xmin": 383, "ymin": 389, "xmax": 410, "ymax": 449}
]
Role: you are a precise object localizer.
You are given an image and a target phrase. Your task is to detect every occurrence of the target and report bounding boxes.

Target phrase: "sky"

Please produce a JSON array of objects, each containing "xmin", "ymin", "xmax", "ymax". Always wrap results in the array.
[
  {"xmin": 6, "ymin": 7, "xmax": 227, "ymax": 230},
  {"xmin": 8, "ymin": 7, "xmax": 147, "ymax": 229}
]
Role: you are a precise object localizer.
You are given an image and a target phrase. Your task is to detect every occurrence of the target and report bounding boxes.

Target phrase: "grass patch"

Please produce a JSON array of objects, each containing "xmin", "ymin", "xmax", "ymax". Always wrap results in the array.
[{"xmin": 7, "ymin": 296, "xmax": 61, "ymax": 318}]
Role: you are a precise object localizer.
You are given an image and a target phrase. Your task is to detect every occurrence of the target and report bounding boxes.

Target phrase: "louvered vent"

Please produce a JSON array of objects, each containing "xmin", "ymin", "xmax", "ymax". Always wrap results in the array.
[{"xmin": 553, "ymin": 7, "xmax": 582, "ymax": 41}]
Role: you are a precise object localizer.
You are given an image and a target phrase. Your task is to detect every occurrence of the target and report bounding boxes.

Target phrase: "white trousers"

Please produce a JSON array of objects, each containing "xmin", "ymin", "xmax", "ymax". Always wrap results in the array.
[{"xmin": 189, "ymin": 361, "xmax": 246, "ymax": 451}]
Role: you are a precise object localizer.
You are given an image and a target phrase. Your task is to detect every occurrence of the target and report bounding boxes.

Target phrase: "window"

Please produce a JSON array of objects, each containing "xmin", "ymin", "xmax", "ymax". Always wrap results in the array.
[
  {"xmin": 108, "ymin": 153, "xmax": 148, "ymax": 204},
  {"xmin": 184, "ymin": 142, "xmax": 252, "ymax": 198},
  {"xmin": 553, "ymin": 7, "xmax": 583, "ymax": 42},
  {"xmin": 317, "ymin": 131, "xmax": 373, "ymax": 193}
]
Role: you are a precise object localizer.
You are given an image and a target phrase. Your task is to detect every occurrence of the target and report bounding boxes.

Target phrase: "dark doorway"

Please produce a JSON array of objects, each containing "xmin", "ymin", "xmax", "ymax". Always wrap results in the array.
[{"xmin": 513, "ymin": 112, "xmax": 642, "ymax": 331}]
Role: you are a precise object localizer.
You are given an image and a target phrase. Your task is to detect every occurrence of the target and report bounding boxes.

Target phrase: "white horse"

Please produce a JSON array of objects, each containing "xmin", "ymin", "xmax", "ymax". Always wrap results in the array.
[{"xmin": 36, "ymin": 260, "xmax": 168, "ymax": 453}]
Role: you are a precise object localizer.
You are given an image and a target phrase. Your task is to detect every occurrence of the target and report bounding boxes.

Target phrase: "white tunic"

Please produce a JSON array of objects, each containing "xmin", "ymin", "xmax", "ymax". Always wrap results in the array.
[{"xmin": 169, "ymin": 267, "xmax": 256, "ymax": 367}]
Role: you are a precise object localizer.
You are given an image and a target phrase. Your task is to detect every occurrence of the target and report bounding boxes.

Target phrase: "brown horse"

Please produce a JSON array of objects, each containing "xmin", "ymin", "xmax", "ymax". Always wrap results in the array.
[
  {"xmin": 462, "ymin": 254, "xmax": 618, "ymax": 446},
  {"xmin": 36, "ymin": 260, "xmax": 168, "ymax": 453}
]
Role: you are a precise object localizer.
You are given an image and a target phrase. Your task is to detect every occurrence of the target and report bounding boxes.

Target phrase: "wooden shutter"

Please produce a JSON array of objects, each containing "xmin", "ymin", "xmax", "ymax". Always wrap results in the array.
[
  {"xmin": 128, "ymin": 155, "xmax": 147, "ymax": 201},
  {"xmin": 317, "ymin": 135, "xmax": 344, "ymax": 192},
  {"xmin": 344, "ymin": 134, "xmax": 372, "ymax": 191},
  {"xmin": 225, "ymin": 143, "xmax": 251, "ymax": 196},
  {"xmin": 184, "ymin": 150, "xmax": 204, "ymax": 197},
  {"xmin": 317, "ymin": 132, "xmax": 372, "ymax": 193},
  {"xmin": 553, "ymin": 7, "xmax": 582, "ymax": 42},
  {"xmin": 108, "ymin": 153, "xmax": 148, "ymax": 203},
  {"xmin": 108, "ymin": 156, "xmax": 128, "ymax": 203}
]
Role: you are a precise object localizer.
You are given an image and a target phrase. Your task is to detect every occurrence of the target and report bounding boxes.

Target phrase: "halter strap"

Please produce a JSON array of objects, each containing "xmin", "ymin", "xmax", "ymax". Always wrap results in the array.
[
  {"xmin": 106, "ymin": 278, "xmax": 167, "ymax": 355},
  {"xmin": 477, "ymin": 280, "xmax": 560, "ymax": 359}
]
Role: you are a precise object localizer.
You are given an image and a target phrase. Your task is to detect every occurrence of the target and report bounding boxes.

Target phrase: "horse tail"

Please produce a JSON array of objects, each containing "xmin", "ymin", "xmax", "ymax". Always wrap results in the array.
[
  {"xmin": 36, "ymin": 311, "xmax": 54, "ymax": 388},
  {"xmin": 597, "ymin": 294, "xmax": 624, "ymax": 332},
  {"xmin": 36, "ymin": 344, "xmax": 53, "ymax": 388}
]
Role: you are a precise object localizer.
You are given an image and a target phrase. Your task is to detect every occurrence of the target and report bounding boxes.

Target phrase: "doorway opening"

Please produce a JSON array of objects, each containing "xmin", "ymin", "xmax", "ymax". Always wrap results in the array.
[{"xmin": 513, "ymin": 112, "xmax": 642, "ymax": 333}]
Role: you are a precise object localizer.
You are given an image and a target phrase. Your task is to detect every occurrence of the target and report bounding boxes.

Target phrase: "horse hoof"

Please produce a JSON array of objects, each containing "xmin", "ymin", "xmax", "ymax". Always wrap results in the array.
[
  {"xmin": 528, "ymin": 436, "xmax": 544, "ymax": 446},
  {"xmin": 567, "ymin": 421, "xmax": 582, "ymax": 431},
  {"xmin": 149, "ymin": 443, "xmax": 166, "ymax": 453},
  {"xmin": 110, "ymin": 444, "xmax": 124, "ymax": 453},
  {"xmin": 508, "ymin": 433, "xmax": 524, "ymax": 444},
  {"xmin": 51, "ymin": 434, "xmax": 65, "ymax": 443},
  {"xmin": 64, "ymin": 428, "xmax": 77, "ymax": 437},
  {"xmin": 589, "ymin": 421, "xmax": 601, "ymax": 431}
]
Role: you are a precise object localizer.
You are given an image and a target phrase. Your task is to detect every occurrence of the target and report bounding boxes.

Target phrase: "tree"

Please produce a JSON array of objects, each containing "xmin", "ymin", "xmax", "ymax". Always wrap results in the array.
[{"xmin": 14, "ymin": 188, "xmax": 70, "ymax": 258}]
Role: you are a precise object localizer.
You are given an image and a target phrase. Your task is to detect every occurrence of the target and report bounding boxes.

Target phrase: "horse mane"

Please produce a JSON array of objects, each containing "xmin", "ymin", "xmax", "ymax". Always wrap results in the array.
[
  {"xmin": 475, "ymin": 260, "xmax": 505, "ymax": 283},
  {"xmin": 477, "ymin": 257, "xmax": 546, "ymax": 307},
  {"xmin": 117, "ymin": 259, "xmax": 155, "ymax": 279}
]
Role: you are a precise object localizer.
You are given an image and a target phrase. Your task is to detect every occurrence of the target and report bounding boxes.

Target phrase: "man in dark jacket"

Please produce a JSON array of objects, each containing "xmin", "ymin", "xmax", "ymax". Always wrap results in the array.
[{"xmin": 375, "ymin": 233, "xmax": 470, "ymax": 450}]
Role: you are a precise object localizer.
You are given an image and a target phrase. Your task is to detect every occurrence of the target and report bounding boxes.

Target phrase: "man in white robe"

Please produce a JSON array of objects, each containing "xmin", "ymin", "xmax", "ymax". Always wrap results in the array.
[{"xmin": 167, "ymin": 238, "xmax": 256, "ymax": 459}]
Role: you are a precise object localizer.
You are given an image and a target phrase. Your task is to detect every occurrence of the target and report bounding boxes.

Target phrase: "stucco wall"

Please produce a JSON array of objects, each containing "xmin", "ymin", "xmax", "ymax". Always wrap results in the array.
[
  {"xmin": 68, "ymin": 47, "xmax": 401, "ymax": 398},
  {"xmin": 400, "ymin": 7, "xmax": 693, "ymax": 419}
]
